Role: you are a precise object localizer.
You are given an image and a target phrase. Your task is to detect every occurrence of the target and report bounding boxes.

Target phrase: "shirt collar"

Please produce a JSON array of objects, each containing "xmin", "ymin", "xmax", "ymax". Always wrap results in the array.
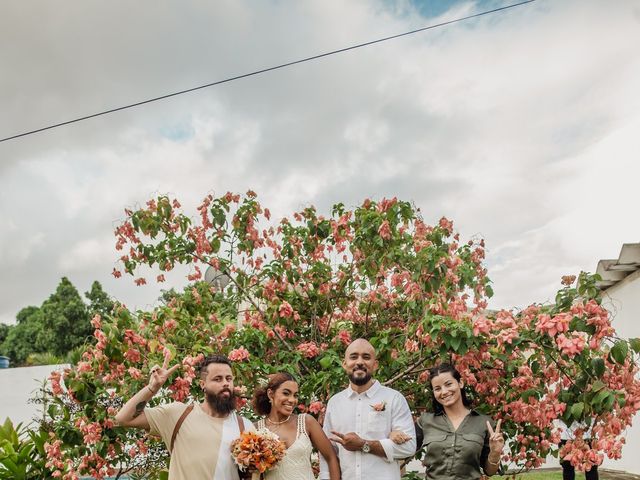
[
  {"xmin": 346, "ymin": 379, "xmax": 381, "ymax": 398},
  {"xmin": 435, "ymin": 408, "xmax": 480, "ymax": 416}
]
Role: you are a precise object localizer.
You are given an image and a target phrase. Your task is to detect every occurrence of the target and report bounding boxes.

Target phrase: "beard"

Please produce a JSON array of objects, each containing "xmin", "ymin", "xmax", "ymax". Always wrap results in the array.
[
  {"xmin": 205, "ymin": 388, "xmax": 236, "ymax": 415},
  {"xmin": 348, "ymin": 368, "xmax": 372, "ymax": 386}
]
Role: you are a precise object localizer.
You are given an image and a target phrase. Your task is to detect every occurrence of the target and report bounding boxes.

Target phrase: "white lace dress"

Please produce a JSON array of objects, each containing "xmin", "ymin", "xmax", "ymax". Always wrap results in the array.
[{"xmin": 257, "ymin": 414, "xmax": 315, "ymax": 480}]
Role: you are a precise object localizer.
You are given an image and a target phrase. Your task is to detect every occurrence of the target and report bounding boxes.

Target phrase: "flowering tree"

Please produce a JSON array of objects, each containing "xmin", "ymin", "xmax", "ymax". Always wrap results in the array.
[{"xmin": 32, "ymin": 192, "xmax": 640, "ymax": 479}]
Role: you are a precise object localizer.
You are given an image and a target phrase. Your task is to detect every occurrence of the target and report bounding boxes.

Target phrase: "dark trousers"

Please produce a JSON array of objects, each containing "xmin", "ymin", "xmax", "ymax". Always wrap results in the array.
[{"xmin": 559, "ymin": 440, "xmax": 599, "ymax": 480}]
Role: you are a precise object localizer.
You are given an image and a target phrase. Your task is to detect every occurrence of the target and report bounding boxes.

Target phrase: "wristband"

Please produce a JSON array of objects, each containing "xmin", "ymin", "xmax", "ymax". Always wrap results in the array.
[{"xmin": 147, "ymin": 385, "xmax": 159, "ymax": 395}]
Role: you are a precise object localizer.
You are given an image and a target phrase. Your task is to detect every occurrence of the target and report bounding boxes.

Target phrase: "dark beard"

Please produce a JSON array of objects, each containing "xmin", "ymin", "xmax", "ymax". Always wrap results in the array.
[
  {"xmin": 348, "ymin": 370, "xmax": 372, "ymax": 386},
  {"xmin": 205, "ymin": 389, "xmax": 236, "ymax": 415}
]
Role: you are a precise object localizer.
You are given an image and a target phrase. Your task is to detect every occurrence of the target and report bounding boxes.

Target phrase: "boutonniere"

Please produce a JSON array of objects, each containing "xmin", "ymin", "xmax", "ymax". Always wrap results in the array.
[{"xmin": 370, "ymin": 401, "xmax": 386, "ymax": 412}]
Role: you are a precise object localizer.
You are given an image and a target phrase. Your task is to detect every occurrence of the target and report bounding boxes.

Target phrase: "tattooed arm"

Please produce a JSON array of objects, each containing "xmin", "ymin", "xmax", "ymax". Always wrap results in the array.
[
  {"xmin": 114, "ymin": 385, "xmax": 156, "ymax": 429},
  {"xmin": 115, "ymin": 357, "xmax": 180, "ymax": 429}
]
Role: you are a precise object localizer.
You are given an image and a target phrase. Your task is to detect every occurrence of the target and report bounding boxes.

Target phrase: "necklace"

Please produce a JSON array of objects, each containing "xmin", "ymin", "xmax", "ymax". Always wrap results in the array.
[{"xmin": 266, "ymin": 414, "xmax": 291, "ymax": 426}]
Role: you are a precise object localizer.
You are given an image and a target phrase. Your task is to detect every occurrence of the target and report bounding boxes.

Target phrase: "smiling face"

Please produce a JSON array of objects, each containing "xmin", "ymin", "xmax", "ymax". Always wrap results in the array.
[
  {"xmin": 431, "ymin": 371, "xmax": 464, "ymax": 409},
  {"xmin": 343, "ymin": 339, "xmax": 378, "ymax": 387},
  {"xmin": 268, "ymin": 380, "xmax": 299, "ymax": 418}
]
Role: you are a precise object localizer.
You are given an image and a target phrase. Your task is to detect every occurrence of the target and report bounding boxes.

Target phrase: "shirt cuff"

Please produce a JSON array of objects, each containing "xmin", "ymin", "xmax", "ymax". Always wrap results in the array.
[{"xmin": 378, "ymin": 438, "xmax": 396, "ymax": 463}]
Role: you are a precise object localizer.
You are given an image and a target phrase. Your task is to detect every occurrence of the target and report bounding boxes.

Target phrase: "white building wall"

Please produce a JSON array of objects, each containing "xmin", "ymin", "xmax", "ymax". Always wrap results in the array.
[
  {"xmin": 0, "ymin": 364, "xmax": 67, "ymax": 428},
  {"xmin": 600, "ymin": 269, "xmax": 640, "ymax": 474}
]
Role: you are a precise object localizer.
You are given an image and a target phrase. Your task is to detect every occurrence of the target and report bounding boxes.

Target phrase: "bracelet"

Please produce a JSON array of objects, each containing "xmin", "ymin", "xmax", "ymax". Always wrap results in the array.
[{"xmin": 147, "ymin": 385, "xmax": 158, "ymax": 395}]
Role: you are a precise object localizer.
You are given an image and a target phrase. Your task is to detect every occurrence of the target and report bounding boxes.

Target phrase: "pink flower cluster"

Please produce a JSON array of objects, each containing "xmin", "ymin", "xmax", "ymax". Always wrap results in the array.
[
  {"xmin": 378, "ymin": 220, "xmax": 392, "ymax": 240},
  {"xmin": 556, "ymin": 333, "xmax": 586, "ymax": 357},
  {"xmin": 560, "ymin": 438, "xmax": 603, "ymax": 473},
  {"xmin": 228, "ymin": 346, "xmax": 250, "ymax": 362},
  {"xmin": 308, "ymin": 401, "xmax": 325, "ymax": 415},
  {"xmin": 278, "ymin": 301, "xmax": 295, "ymax": 319},
  {"xmin": 335, "ymin": 329, "xmax": 352, "ymax": 346},
  {"xmin": 296, "ymin": 341, "xmax": 320, "ymax": 358},
  {"xmin": 169, "ymin": 376, "xmax": 193, "ymax": 402},
  {"xmin": 535, "ymin": 313, "xmax": 570, "ymax": 337},
  {"xmin": 49, "ymin": 370, "xmax": 64, "ymax": 396},
  {"xmin": 74, "ymin": 418, "xmax": 102, "ymax": 445}
]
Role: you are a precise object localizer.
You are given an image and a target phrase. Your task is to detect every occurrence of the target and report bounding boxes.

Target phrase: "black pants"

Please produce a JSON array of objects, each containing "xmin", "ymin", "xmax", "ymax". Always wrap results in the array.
[{"xmin": 559, "ymin": 440, "xmax": 599, "ymax": 480}]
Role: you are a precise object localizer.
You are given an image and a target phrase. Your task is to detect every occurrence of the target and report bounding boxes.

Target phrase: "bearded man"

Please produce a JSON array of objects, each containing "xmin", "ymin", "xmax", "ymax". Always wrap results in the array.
[
  {"xmin": 115, "ymin": 354, "xmax": 254, "ymax": 479},
  {"xmin": 319, "ymin": 338, "xmax": 416, "ymax": 480}
]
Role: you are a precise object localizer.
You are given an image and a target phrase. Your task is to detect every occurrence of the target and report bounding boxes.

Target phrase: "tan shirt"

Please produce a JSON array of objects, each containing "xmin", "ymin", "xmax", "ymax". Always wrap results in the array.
[{"xmin": 145, "ymin": 402, "xmax": 254, "ymax": 480}]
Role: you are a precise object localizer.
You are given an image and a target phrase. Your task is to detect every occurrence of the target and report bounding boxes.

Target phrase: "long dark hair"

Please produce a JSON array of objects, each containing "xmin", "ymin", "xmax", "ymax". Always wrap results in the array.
[
  {"xmin": 428, "ymin": 363, "xmax": 472, "ymax": 414},
  {"xmin": 252, "ymin": 372, "xmax": 297, "ymax": 415}
]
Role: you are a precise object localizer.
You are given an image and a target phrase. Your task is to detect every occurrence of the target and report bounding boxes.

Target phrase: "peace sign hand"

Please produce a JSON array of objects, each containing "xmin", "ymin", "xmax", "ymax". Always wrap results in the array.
[
  {"xmin": 486, "ymin": 419, "xmax": 504, "ymax": 454},
  {"xmin": 148, "ymin": 353, "xmax": 180, "ymax": 392}
]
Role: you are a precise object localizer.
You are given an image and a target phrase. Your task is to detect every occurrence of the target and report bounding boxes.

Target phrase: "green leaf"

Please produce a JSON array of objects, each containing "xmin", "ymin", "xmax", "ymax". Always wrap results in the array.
[
  {"xmin": 521, "ymin": 389, "xmax": 538, "ymax": 402},
  {"xmin": 570, "ymin": 402, "xmax": 584, "ymax": 419},
  {"xmin": 610, "ymin": 340, "xmax": 628, "ymax": 364},
  {"xmin": 530, "ymin": 360, "xmax": 540, "ymax": 375},
  {"xmin": 603, "ymin": 392, "xmax": 616, "ymax": 411},
  {"xmin": 319, "ymin": 356, "xmax": 334, "ymax": 369},
  {"xmin": 485, "ymin": 284, "xmax": 494, "ymax": 298},
  {"xmin": 591, "ymin": 358, "xmax": 605, "ymax": 378},
  {"xmin": 629, "ymin": 338, "xmax": 640, "ymax": 354},
  {"xmin": 592, "ymin": 388, "xmax": 609, "ymax": 406},
  {"xmin": 590, "ymin": 380, "xmax": 606, "ymax": 392}
]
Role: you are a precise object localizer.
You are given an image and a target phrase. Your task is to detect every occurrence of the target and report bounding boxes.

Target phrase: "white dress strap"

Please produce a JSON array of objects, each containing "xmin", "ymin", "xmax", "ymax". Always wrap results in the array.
[
  {"xmin": 297, "ymin": 413, "xmax": 307, "ymax": 436},
  {"xmin": 257, "ymin": 418, "xmax": 266, "ymax": 430}
]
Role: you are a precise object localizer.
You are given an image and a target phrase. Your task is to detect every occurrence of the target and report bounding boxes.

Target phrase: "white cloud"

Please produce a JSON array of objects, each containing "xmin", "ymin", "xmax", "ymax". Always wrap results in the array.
[
  {"xmin": 1, "ymin": 0, "xmax": 639, "ymax": 324},
  {"xmin": 58, "ymin": 238, "xmax": 113, "ymax": 272}
]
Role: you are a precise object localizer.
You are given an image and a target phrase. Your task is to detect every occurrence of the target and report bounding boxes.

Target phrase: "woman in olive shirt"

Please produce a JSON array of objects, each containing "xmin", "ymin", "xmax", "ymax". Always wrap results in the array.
[{"xmin": 393, "ymin": 363, "xmax": 504, "ymax": 479}]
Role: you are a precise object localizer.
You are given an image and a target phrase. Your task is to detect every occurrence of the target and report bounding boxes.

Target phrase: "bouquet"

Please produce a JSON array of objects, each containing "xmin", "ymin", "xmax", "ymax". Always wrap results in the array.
[{"xmin": 231, "ymin": 428, "xmax": 287, "ymax": 480}]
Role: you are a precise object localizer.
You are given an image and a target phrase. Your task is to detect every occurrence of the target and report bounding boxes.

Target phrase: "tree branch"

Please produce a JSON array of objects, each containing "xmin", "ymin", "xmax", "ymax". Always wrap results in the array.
[
  {"xmin": 383, "ymin": 355, "xmax": 431, "ymax": 387},
  {"xmin": 197, "ymin": 255, "xmax": 309, "ymax": 374}
]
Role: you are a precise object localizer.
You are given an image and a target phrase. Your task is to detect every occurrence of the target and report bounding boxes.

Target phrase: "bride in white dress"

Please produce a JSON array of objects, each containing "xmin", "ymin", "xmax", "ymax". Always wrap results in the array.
[{"xmin": 252, "ymin": 373, "xmax": 341, "ymax": 480}]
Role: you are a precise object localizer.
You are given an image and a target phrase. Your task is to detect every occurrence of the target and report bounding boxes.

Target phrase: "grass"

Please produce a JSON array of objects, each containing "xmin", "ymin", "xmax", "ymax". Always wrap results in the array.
[
  {"xmin": 496, "ymin": 474, "xmax": 563, "ymax": 480},
  {"xmin": 497, "ymin": 472, "xmax": 630, "ymax": 480}
]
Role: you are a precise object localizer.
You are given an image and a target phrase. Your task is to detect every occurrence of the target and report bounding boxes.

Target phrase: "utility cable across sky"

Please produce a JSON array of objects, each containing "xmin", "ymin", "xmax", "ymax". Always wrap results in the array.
[{"xmin": 0, "ymin": 0, "xmax": 537, "ymax": 144}]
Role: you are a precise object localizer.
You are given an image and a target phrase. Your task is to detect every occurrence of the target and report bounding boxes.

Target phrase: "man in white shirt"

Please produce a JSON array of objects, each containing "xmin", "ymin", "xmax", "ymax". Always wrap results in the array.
[
  {"xmin": 319, "ymin": 338, "xmax": 416, "ymax": 480},
  {"xmin": 115, "ymin": 354, "xmax": 254, "ymax": 480}
]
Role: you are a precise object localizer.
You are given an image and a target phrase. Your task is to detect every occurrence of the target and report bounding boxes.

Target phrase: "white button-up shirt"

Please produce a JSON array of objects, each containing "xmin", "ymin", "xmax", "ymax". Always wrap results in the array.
[{"xmin": 319, "ymin": 380, "xmax": 416, "ymax": 480}]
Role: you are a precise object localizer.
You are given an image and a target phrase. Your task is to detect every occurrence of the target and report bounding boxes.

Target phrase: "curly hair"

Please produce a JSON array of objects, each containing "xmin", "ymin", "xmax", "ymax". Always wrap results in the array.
[{"xmin": 252, "ymin": 372, "xmax": 297, "ymax": 416}]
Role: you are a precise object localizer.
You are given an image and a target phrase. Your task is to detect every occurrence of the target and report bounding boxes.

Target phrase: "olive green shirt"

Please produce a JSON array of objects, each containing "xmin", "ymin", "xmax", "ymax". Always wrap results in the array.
[{"xmin": 416, "ymin": 410, "xmax": 493, "ymax": 480}]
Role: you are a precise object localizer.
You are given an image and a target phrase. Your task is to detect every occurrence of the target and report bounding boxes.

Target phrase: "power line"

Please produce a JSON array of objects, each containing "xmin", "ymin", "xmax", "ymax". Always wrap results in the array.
[{"xmin": 0, "ymin": 0, "xmax": 536, "ymax": 144}]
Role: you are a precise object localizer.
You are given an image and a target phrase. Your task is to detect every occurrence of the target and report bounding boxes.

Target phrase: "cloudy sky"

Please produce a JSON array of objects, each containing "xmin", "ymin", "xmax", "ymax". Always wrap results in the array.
[{"xmin": 1, "ymin": 0, "xmax": 639, "ymax": 326}]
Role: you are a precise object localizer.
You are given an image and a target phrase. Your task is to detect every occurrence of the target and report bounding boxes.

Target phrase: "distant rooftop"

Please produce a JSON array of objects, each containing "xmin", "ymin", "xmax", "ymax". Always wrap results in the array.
[{"xmin": 596, "ymin": 243, "xmax": 640, "ymax": 290}]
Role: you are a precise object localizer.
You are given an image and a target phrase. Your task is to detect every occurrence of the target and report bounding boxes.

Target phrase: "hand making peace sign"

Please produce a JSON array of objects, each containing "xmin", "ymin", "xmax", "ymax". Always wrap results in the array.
[
  {"xmin": 486, "ymin": 419, "xmax": 504, "ymax": 453},
  {"xmin": 148, "ymin": 353, "xmax": 180, "ymax": 392}
]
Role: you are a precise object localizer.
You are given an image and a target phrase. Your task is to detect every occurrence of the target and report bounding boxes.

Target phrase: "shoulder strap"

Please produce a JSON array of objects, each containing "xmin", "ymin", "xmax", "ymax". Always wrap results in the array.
[
  {"xmin": 298, "ymin": 413, "xmax": 307, "ymax": 436},
  {"xmin": 170, "ymin": 404, "xmax": 194, "ymax": 453},
  {"xmin": 237, "ymin": 413, "xmax": 245, "ymax": 433}
]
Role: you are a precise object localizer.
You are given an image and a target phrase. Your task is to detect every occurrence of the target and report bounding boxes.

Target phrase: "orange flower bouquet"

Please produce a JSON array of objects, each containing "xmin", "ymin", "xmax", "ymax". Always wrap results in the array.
[{"xmin": 231, "ymin": 429, "xmax": 287, "ymax": 480}]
